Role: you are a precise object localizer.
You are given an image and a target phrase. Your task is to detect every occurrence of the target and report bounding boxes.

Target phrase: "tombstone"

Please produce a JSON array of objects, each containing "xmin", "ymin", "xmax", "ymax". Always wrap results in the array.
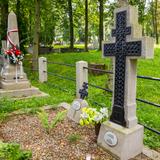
[
  {"xmin": 0, "ymin": 11, "xmax": 48, "ymax": 98},
  {"xmin": 93, "ymin": 36, "xmax": 99, "ymax": 49},
  {"xmin": 97, "ymin": 5, "xmax": 154, "ymax": 160},
  {"xmin": 67, "ymin": 82, "xmax": 88, "ymax": 123}
]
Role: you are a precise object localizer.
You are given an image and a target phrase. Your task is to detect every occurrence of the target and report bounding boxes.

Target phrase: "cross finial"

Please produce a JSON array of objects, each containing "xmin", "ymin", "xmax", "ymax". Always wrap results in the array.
[
  {"xmin": 118, "ymin": 0, "xmax": 128, "ymax": 7},
  {"xmin": 79, "ymin": 82, "xmax": 88, "ymax": 100}
]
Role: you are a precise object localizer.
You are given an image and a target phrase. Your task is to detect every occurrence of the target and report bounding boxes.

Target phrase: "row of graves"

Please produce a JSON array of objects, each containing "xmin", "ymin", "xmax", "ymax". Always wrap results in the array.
[{"xmin": 0, "ymin": 1, "xmax": 158, "ymax": 160}]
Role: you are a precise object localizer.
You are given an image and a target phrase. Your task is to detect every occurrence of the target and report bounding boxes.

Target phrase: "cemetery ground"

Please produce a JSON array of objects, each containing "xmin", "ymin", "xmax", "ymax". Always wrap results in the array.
[{"xmin": 0, "ymin": 47, "xmax": 159, "ymax": 159}]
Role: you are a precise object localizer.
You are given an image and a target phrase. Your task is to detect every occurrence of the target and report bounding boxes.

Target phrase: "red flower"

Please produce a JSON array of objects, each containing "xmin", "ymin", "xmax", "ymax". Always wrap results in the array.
[{"xmin": 15, "ymin": 49, "xmax": 21, "ymax": 56}]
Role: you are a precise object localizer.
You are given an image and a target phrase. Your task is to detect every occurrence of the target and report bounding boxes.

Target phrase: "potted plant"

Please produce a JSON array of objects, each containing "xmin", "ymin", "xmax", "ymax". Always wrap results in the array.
[{"xmin": 79, "ymin": 107, "xmax": 109, "ymax": 138}]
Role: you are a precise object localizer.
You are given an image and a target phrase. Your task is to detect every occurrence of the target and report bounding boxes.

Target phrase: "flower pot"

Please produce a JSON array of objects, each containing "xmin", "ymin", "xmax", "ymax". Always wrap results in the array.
[{"xmin": 95, "ymin": 123, "xmax": 101, "ymax": 138}]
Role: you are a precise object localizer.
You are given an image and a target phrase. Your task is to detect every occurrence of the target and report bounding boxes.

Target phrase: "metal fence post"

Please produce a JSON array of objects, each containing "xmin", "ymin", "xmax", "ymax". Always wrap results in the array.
[
  {"xmin": 39, "ymin": 57, "xmax": 47, "ymax": 83},
  {"xmin": 76, "ymin": 61, "xmax": 88, "ymax": 98}
]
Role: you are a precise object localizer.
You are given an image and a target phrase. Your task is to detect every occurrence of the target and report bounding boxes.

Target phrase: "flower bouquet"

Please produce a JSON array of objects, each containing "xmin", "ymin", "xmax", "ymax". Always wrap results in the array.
[{"xmin": 80, "ymin": 107, "xmax": 109, "ymax": 137}]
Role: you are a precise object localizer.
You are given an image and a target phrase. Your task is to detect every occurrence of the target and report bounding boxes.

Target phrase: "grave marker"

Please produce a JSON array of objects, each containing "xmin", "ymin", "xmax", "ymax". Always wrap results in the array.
[
  {"xmin": 98, "ymin": 5, "xmax": 154, "ymax": 160},
  {"xmin": 67, "ymin": 63, "xmax": 88, "ymax": 123},
  {"xmin": 0, "ymin": 11, "xmax": 48, "ymax": 98},
  {"xmin": 0, "ymin": 11, "xmax": 30, "ymax": 90}
]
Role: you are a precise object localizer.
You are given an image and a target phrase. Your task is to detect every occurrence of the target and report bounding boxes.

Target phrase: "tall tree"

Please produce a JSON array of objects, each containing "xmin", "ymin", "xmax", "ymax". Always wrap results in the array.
[
  {"xmin": 98, "ymin": 0, "xmax": 104, "ymax": 50},
  {"xmin": 85, "ymin": 0, "xmax": 88, "ymax": 52},
  {"xmin": 68, "ymin": 0, "xmax": 74, "ymax": 50},
  {"xmin": 16, "ymin": 0, "xmax": 28, "ymax": 52},
  {"xmin": 151, "ymin": 0, "xmax": 159, "ymax": 44},
  {"xmin": 32, "ymin": 0, "xmax": 40, "ymax": 70},
  {"xmin": 0, "ymin": 0, "xmax": 8, "ymax": 42},
  {"xmin": 155, "ymin": 0, "xmax": 159, "ymax": 44}
]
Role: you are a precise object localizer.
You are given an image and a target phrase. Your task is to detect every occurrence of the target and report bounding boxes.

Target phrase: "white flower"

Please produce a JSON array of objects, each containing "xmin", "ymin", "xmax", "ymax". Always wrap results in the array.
[
  {"xmin": 100, "ymin": 107, "xmax": 108, "ymax": 117},
  {"xmin": 94, "ymin": 113, "xmax": 103, "ymax": 122},
  {"xmin": 80, "ymin": 112, "xmax": 88, "ymax": 119},
  {"xmin": 90, "ymin": 108, "xmax": 97, "ymax": 112}
]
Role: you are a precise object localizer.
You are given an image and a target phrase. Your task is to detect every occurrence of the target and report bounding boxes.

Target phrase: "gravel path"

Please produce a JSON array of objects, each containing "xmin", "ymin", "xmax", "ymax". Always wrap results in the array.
[{"xmin": 0, "ymin": 109, "xmax": 151, "ymax": 160}]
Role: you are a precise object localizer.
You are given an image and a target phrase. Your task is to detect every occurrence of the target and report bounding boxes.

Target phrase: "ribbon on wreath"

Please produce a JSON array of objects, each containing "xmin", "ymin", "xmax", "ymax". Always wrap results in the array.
[
  {"xmin": 5, "ymin": 29, "xmax": 23, "ymax": 64},
  {"xmin": 4, "ymin": 29, "xmax": 24, "ymax": 83}
]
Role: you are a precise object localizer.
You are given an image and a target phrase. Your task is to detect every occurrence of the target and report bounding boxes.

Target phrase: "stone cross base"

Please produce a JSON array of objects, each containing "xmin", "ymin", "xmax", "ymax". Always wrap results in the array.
[
  {"xmin": 0, "ymin": 80, "xmax": 30, "ymax": 90},
  {"xmin": 97, "ymin": 121, "xmax": 144, "ymax": 160},
  {"xmin": 0, "ymin": 86, "xmax": 48, "ymax": 99},
  {"xmin": 67, "ymin": 99, "xmax": 88, "ymax": 123}
]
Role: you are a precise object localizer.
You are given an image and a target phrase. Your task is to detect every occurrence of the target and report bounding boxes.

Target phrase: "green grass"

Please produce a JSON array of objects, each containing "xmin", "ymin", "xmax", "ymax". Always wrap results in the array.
[
  {"xmin": 67, "ymin": 133, "xmax": 81, "ymax": 143},
  {"xmin": 0, "ymin": 48, "xmax": 160, "ymax": 149},
  {"xmin": 53, "ymin": 44, "xmax": 85, "ymax": 49}
]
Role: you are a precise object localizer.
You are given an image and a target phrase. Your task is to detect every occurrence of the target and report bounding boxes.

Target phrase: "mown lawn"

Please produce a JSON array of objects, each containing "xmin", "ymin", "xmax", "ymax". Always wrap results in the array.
[{"xmin": 0, "ymin": 47, "xmax": 160, "ymax": 149}]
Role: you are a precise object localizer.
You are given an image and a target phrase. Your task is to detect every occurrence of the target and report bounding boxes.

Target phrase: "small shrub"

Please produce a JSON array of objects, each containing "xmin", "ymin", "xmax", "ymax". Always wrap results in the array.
[
  {"xmin": 38, "ymin": 110, "xmax": 66, "ymax": 133},
  {"xmin": 0, "ymin": 141, "xmax": 32, "ymax": 160},
  {"xmin": 67, "ymin": 134, "xmax": 81, "ymax": 143}
]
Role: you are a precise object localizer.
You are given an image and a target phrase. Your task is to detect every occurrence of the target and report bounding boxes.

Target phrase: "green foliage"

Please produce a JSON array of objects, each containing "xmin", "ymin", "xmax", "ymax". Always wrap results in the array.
[
  {"xmin": 37, "ymin": 110, "xmax": 50, "ymax": 132},
  {"xmin": 50, "ymin": 110, "xmax": 66, "ymax": 128},
  {"xmin": 67, "ymin": 133, "xmax": 81, "ymax": 143},
  {"xmin": 38, "ymin": 110, "xmax": 66, "ymax": 133},
  {"xmin": 0, "ymin": 141, "xmax": 32, "ymax": 160}
]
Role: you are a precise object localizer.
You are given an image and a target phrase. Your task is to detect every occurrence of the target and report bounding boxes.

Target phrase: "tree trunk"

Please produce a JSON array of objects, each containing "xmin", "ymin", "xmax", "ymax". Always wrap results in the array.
[
  {"xmin": 85, "ymin": 0, "xmax": 88, "ymax": 52},
  {"xmin": 16, "ymin": 0, "xmax": 22, "ymax": 49},
  {"xmin": 29, "ymin": 9, "xmax": 32, "ymax": 44},
  {"xmin": 68, "ymin": 0, "xmax": 74, "ymax": 50},
  {"xmin": 151, "ymin": 0, "xmax": 155, "ymax": 37},
  {"xmin": 98, "ymin": 0, "xmax": 103, "ymax": 51},
  {"xmin": 155, "ymin": 0, "xmax": 159, "ymax": 44},
  {"xmin": 0, "ymin": 0, "xmax": 8, "ymax": 41},
  {"xmin": 32, "ymin": 0, "xmax": 40, "ymax": 70}
]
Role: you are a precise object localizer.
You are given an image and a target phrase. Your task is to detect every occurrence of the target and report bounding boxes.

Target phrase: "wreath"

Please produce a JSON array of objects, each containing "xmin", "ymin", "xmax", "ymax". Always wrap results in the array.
[{"xmin": 4, "ymin": 29, "xmax": 24, "ymax": 64}]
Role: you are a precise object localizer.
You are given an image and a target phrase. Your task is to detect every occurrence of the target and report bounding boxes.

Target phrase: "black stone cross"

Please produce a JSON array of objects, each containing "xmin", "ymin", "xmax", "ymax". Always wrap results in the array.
[
  {"xmin": 103, "ymin": 10, "xmax": 142, "ymax": 126},
  {"xmin": 79, "ymin": 82, "xmax": 88, "ymax": 100}
]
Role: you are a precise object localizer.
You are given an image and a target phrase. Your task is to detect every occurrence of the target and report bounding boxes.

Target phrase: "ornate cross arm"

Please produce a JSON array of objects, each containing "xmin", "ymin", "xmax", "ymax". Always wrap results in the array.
[{"xmin": 103, "ymin": 43, "xmax": 116, "ymax": 57}]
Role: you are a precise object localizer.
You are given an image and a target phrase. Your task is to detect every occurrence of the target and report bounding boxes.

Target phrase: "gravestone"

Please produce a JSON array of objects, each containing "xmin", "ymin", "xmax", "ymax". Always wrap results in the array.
[
  {"xmin": 67, "ymin": 82, "xmax": 88, "ymax": 123},
  {"xmin": 93, "ymin": 36, "xmax": 99, "ymax": 49},
  {"xmin": 118, "ymin": 0, "xmax": 128, "ymax": 7},
  {"xmin": 0, "ymin": 11, "xmax": 48, "ymax": 98},
  {"xmin": 97, "ymin": 5, "xmax": 154, "ymax": 160}
]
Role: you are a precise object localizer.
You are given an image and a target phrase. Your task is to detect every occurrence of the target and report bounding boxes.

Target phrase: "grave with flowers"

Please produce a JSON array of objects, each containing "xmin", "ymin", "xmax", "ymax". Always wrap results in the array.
[{"xmin": 0, "ymin": 11, "xmax": 47, "ymax": 98}]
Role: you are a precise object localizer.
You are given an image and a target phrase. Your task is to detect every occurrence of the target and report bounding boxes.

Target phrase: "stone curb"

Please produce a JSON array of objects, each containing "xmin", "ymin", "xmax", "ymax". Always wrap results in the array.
[{"xmin": 143, "ymin": 147, "xmax": 160, "ymax": 160}]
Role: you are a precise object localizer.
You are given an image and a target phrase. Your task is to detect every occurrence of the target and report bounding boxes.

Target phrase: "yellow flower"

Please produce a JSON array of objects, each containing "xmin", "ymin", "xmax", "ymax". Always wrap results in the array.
[{"xmin": 80, "ymin": 119, "xmax": 84, "ymax": 126}]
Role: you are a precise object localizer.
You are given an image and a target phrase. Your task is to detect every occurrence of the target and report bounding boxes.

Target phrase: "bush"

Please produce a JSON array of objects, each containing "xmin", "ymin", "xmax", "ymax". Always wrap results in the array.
[{"xmin": 0, "ymin": 141, "xmax": 32, "ymax": 160}]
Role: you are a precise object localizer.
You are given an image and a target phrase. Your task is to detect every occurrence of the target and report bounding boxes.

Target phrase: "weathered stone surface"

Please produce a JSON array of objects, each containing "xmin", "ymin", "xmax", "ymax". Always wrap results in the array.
[
  {"xmin": 1, "ymin": 11, "xmax": 30, "ymax": 89},
  {"xmin": 58, "ymin": 102, "xmax": 71, "ymax": 110},
  {"xmin": 39, "ymin": 57, "xmax": 47, "ymax": 83},
  {"xmin": 98, "ymin": 121, "xmax": 144, "ymax": 160},
  {"xmin": 76, "ymin": 61, "xmax": 88, "ymax": 98},
  {"xmin": 0, "ymin": 87, "xmax": 48, "ymax": 99},
  {"xmin": 0, "ymin": 12, "xmax": 48, "ymax": 99},
  {"xmin": 67, "ymin": 99, "xmax": 88, "ymax": 123}
]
